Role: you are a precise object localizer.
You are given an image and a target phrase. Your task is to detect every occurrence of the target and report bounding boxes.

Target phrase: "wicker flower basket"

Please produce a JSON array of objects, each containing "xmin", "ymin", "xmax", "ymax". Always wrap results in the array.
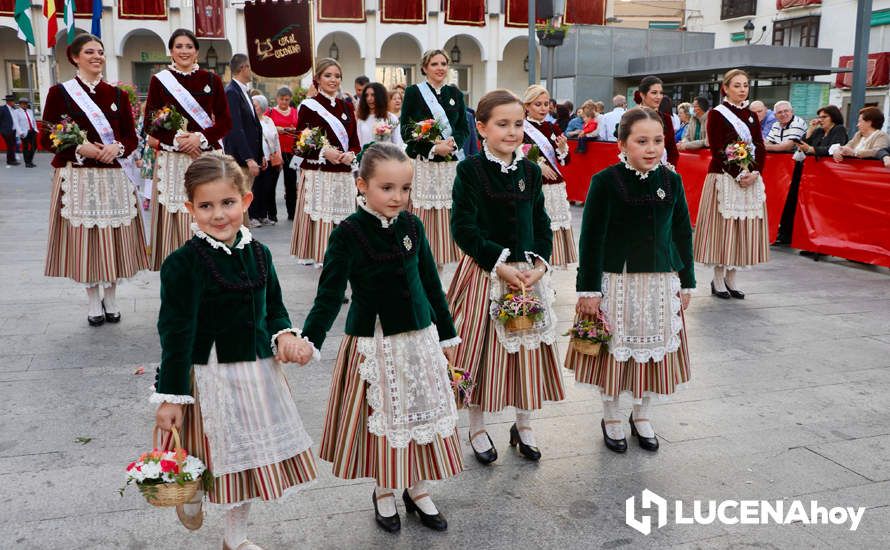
[
  {"xmin": 140, "ymin": 426, "xmax": 200, "ymax": 507},
  {"xmin": 505, "ymin": 315, "xmax": 535, "ymax": 332},
  {"xmin": 571, "ymin": 338, "xmax": 602, "ymax": 356}
]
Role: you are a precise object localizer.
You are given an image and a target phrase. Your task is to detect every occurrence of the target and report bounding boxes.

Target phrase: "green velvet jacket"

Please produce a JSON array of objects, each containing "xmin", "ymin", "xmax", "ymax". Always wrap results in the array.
[
  {"xmin": 399, "ymin": 82, "xmax": 469, "ymax": 161},
  {"xmin": 451, "ymin": 153, "xmax": 552, "ymax": 272},
  {"xmin": 154, "ymin": 230, "xmax": 292, "ymax": 397},
  {"xmin": 301, "ymin": 208, "xmax": 458, "ymax": 351},
  {"xmin": 577, "ymin": 163, "xmax": 696, "ymax": 293}
]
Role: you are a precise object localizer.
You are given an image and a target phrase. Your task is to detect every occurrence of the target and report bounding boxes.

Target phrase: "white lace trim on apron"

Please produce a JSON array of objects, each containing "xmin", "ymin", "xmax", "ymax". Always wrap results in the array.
[
  {"xmin": 192, "ymin": 346, "xmax": 314, "ymax": 476},
  {"xmin": 59, "ymin": 164, "xmax": 137, "ymax": 228},
  {"xmin": 488, "ymin": 257, "xmax": 559, "ymax": 353},
  {"xmin": 302, "ymin": 169, "xmax": 357, "ymax": 223},
  {"xmin": 715, "ymin": 171, "xmax": 766, "ymax": 220},
  {"xmin": 155, "ymin": 150, "xmax": 193, "ymax": 213},
  {"xmin": 412, "ymin": 158, "xmax": 456, "ymax": 209},
  {"xmin": 600, "ymin": 271, "xmax": 682, "ymax": 363},
  {"xmin": 542, "ymin": 182, "xmax": 572, "ymax": 230},
  {"xmin": 357, "ymin": 324, "xmax": 458, "ymax": 449}
]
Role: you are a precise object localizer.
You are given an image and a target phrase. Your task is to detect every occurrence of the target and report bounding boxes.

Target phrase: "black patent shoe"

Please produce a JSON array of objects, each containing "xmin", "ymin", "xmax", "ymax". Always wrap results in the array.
[
  {"xmin": 469, "ymin": 430, "xmax": 498, "ymax": 464},
  {"xmin": 402, "ymin": 489, "xmax": 447, "ymax": 531},
  {"xmin": 724, "ymin": 280, "xmax": 745, "ymax": 300},
  {"xmin": 509, "ymin": 423, "xmax": 542, "ymax": 461},
  {"xmin": 87, "ymin": 313, "xmax": 105, "ymax": 327},
  {"xmin": 629, "ymin": 413, "xmax": 659, "ymax": 452},
  {"xmin": 601, "ymin": 419, "xmax": 627, "ymax": 453},
  {"xmin": 102, "ymin": 300, "xmax": 121, "ymax": 323},
  {"xmin": 372, "ymin": 491, "xmax": 401, "ymax": 533},
  {"xmin": 710, "ymin": 281, "xmax": 731, "ymax": 300}
]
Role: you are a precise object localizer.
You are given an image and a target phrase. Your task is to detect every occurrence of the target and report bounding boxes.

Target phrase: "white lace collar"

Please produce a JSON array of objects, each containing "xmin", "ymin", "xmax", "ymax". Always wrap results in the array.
[
  {"xmin": 318, "ymin": 90, "xmax": 337, "ymax": 107},
  {"xmin": 425, "ymin": 80, "xmax": 446, "ymax": 95},
  {"xmin": 76, "ymin": 72, "xmax": 103, "ymax": 94},
  {"xmin": 168, "ymin": 63, "xmax": 199, "ymax": 76},
  {"xmin": 723, "ymin": 99, "xmax": 750, "ymax": 109},
  {"xmin": 483, "ymin": 140, "xmax": 521, "ymax": 173},
  {"xmin": 617, "ymin": 151, "xmax": 658, "ymax": 180},
  {"xmin": 190, "ymin": 222, "xmax": 253, "ymax": 255},
  {"xmin": 526, "ymin": 116, "xmax": 545, "ymax": 125},
  {"xmin": 357, "ymin": 197, "xmax": 398, "ymax": 228}
]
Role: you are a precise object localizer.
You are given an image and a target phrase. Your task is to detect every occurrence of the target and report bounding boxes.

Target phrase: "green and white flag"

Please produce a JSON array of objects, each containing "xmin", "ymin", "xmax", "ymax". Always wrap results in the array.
[
  {"xmin": 14, "ymin": 0, "xmax": 35, "ymax": 46},
  {"xmin": 64, "ymin": 0, "xmax": 76, "ymax": 44}
]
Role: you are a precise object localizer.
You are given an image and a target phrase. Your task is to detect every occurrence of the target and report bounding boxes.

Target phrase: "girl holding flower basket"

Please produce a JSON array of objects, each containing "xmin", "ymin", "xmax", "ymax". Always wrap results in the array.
[
  {"xmin": 290, "ymin": 58, "xmax": 361, "ymax": 266},
  {"xmin": 447, "ymin": 89, "xmax": 565, "ymax": 464},
  {"xmin": 693, "ymin": 69, "xmax": 769, "ymax": 298},
  {"xmin": 399, "ymin": 49, "xmax": 469, "ymax": 267},
  {"xmin": 143, "ymin": 29, "xmax": 233, "ymax": 270},
  {"xmin": 40, "ymin": 33, "xmax": 149, "ymax": 326},
  {"xmin": 522, "ymin": 84, "xmax": 576, "ymax": 267},
  {"xmin": 153, "ymin": 154, "xmax": 317, "ymax": 549},
  {"xmin": 567, "ymin": 107, "xmax": 695, "ymax": 454}
]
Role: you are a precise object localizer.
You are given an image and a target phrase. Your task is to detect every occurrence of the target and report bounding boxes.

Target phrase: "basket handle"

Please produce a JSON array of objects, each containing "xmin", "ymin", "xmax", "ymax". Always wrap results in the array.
[{"xmin": 152, "ymin": 425, "xmax": 184, "ymax": 457}]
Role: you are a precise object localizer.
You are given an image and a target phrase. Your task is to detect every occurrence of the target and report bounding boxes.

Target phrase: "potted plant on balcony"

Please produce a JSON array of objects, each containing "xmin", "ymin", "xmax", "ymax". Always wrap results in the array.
[{"xmin": 536, "ymin": 21, "xmax": 570, "ymax": 47}]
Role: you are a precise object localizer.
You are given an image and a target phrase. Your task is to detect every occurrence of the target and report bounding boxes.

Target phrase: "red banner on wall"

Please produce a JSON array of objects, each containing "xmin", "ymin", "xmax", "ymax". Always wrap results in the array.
[
  {"xmin": 380, "ymin": 0, "xmax": 426, "ymax": 24},
  {"xmin": 317, "ymin": 0, "xmax": 365, "ymax": 23},
  {"xmin": 118, "ymin": 0, "xmax": 167, "ymax": 20},
  {"xmin": 445, "ymin": 0, "xmax": 485, "ymax": 27},
  {"xmin": 777, "ymin": 0, "xmax": 821, "ymax": 9},
  {"xmin": 195, "ymin": 0, "xmax": 225, "ymax": 39},
  {"xmin": 564, "ymin": 0, "xmax": 606, "ymax": 25},
  {"xmin": 504, "ymin": 0, "xmax": 547, "ymax": 28},
  {"xmin": 835, "ymin": 53, "xmax": 890, "ymax": 88},
  {"xmin": 244, "ymin": 0, "xmax": 313, "ymax": 77}
]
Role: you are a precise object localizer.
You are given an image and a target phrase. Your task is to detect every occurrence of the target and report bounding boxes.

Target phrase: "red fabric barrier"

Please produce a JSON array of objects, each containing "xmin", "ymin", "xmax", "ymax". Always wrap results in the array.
[{"xmin": 792, "ymin": 158, "xmax": 890, "ymax": 267}]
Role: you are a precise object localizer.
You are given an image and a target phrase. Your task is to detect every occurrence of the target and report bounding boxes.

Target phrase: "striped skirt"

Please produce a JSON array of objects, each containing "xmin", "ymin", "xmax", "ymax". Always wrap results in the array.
[
  {"xmin": 693, "ymin": 172, "xmax": 769, "ymax": 268},
  {"xmin": 45, "ymin": 168, "xmax": 148, "ymax": 285},
  {"xmin": 168, "ymin": 374, "xmax": 318, "ymax": 507},
  {"xmin": 319, "ymin": 336, "xmax": 464, "ymax": 489},
  {"xmin": 564, "ymin": 310, "xmax": 691, "ymax": 403},
  {"xmin": 446, "ymin": 256, "xmax": 566, "ymax": 413},
  {"xmin": 290, "ymin": 170, "xmax": 336, "ymax": 266},
  {"xmin": 551, "ymin": 228, "xmax": 577, "ymax": 267},
  {"xmin": 148, "ymin": 195, "xmax": 192, "ymax": 271},
  {"xmin": 410, "ymin": 206, "xmax": 461, "ymax": 266}
]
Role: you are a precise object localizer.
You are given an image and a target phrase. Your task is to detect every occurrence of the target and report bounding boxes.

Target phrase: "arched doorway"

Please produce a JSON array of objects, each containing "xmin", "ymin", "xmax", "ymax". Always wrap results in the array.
[
  {"xmin": 316, "ymin": 32, "xmax": 363, "ymax": 89},
  {"xmin": 118, "ymin": 29, "xmax": 167, "ymax": 97},
  {"xmin": 377, "ymin": 33, "xmax": 423, "ymax": 89},
  {"xmin": 443, "ymin": 34, "xmax": 484, "ymax": 106},
  {"xmin": 0, "ymin": 25, "xmax": 37, "ymax": 105},
  {"xmin": 52, "ymin": 27, "xmax": 89, "ymax": 85},
  {"xmin": 499, "ymin": 36, "xmax": 537, "ymax": 98}
]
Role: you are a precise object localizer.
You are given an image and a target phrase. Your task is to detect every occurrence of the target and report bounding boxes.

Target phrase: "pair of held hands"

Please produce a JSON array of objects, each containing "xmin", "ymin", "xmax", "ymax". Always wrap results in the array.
[
  {"xmin": 146, "ymin": 133, "xmax": 204, "ymax": 159},
  {"xmin": 321, "ymin": 147, "xmax": 356, "ymax": 166},
  {"xmin": 75, "ymin": 141, "xmax": 122, "ymax": 164}
]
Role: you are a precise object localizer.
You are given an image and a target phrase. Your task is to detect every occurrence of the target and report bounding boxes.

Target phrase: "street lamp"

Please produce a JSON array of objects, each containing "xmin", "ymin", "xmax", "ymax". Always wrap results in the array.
[
  {"xmin": 205, "ymin": 46, "xmax": 218, "ymax": 72},
  {"xmin": 450, "ymin": 41, "xmax": 461, "ymax": 64},
  {"xmin": 743, "ymin": 19, "xmax": 755, "ymax": 44},
  {"xmin": 329, "ymin": 40, "xmax": 340, "ymax": 61}
]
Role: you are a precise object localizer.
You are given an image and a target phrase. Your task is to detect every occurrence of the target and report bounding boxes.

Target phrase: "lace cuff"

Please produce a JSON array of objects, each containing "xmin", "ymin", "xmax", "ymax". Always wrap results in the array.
[
  {"xmin": 680, "ymin": 288, "xmax": 694, "ymax": 295},
  {"xmin": 74, "ymin": 146, "xmax": 85, "ymax": 165},
  {"xmin": 439, "ymin": 336, "xmax": 462, "ymax": 348},
  {"xmin": 270, "ymin": 328, "xmax": 322, "ymax": 362},
  {"xmin": 524, "ymin": 251, "xmax": 552, "ymax": 274},
  {"xmin": 427, "ymin": 146, "xmax": 438, "ymax": 160},
  {"xmin": 828, "ymin": 143, "xmax": 841, "ymax": 156},
  {"xmin": 557, "ymin": 145, "xmax": 569, "ymax": 164},
  {"xmin": 149, "ymin": 392, "xmax": 195, "ymax": 405},
  {"xmin": 577, "ymin": 291, "xmax": 603, "ymax": 298},
  {"xmin": 113, "ymin": 141, "xmax": 125, "ymax": 158},
  {"xmin": 490, "ymin": 248, "xmax": 511, "ymax": 278},
  {"xmin": 196, "ymin": 132, "xmax": 210, "ymax": 150}
]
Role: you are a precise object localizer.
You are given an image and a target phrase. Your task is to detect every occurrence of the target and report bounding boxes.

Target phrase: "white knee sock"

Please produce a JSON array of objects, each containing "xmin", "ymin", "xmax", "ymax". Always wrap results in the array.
[
  {"xmin": 86, "ymin": 287, "xmax": 103, "ymax": 317},
  {"xmin": 712, "ymin": 266, "xmax": 727, "ymax": 292},
  {"xmin": 632, "ymin": 396, "xmax": 656, "ymax": 438},
  {"xmin": 602, "ymin": 397, "xmax": 625, "ymax": 440},
  {"xmin": 724, "ymin": 268, "xmax": 738, "ymax": 290},
  {"xmin": 374, "ymin": 485, "xmax": 397, "ymax": 517},
  {"xmin": 408, "ymin": 480, "xmax": 439, "ymax": 515},
  {"xmin": 468, "ymin": 405, "xmax": 492, "ymax": 452},
  {"xmin": 182, "ymin": 489, "xmax": 203, "ymax": 517},
  {"xmin": 515, "ymin": 409, "xmax": 536, "ymax": 446},
  {"xmin": 102, "ymin": 283, "xmax": 119, "ymax": 313},
  {"xmin": 224, "ymin": 502, "xmax": 251, "ymax": 548}
]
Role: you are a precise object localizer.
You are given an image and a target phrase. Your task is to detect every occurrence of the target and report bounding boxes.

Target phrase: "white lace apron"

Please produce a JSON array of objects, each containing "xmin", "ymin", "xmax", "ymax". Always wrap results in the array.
[
  {"xmin": 192, "ymin": 346, "xmax": 314, "ymax": 475},
  {"xmin": 600, "ymin": 271, "xmax": 682, "ymax": 363},
  {"xmin": 356, "ymin": 324, "xmax": 458, "ymax": 449},
  {"xmin": 302, "ymin": 169, "xmax": 357, "ymax": 223},
  {"xmin": 59, "ymin": 164, "xmax": 137, "ymax": 229},
  {"xmin": 488, "ymin": 260, "xmax": 558, "ymax": 353},
  {"xmin": 542, "ymin": 182, "xmax": 572, "ymax": 230},
  {"xmin": 155, "ymin": 150, "xmax": 193, "ymax": 213},
  {"xmin": 412, "ymin": 158, "xmax": 457, "ymax": 209},
  {"xmin": 715, "ymin": 171, "xmax": 766, "ymax": 220}
]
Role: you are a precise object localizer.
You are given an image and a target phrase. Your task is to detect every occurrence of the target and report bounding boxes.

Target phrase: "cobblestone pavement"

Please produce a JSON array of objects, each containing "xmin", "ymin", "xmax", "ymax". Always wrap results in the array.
[{"xmin": 2, "ymin": 155, "xmax": 890, "ymax": 549}]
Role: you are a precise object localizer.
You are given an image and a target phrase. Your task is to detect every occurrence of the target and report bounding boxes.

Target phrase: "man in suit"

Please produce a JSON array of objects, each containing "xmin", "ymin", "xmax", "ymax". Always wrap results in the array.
[
  {"xmin": 0, "ymin": 93, "xmax": 20, "ymax": 166},
  {"xmin": 223, "ymin": 54, "xmax": 264, "ymax": 196},
  {"xmin": 16, "ymin": 98, "xmax": 37, "ymax": 167}
]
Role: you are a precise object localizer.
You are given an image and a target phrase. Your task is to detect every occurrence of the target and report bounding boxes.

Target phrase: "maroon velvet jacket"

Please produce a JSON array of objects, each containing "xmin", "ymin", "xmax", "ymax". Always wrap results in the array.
[
  {"xmin": 522, "ymin": 119, "xmax": 570, "ymax": 185},
  {"xmin": 707, "ymin": 101, "xmax": 766, "ymax": 178},
  {"xmin": 144, "ymin": 68, "xmax": 231, "ymax": 148},
  {"xmin": 660, "ymin": 111, "xmax": 679, "ymax": 167},
  {"xmin": 40, "ymin": 76, "xmax": 137, "ymax": 168},
  {"xmin": 295, "ymin": 94, "xmax": 360, "ymax": 173}
]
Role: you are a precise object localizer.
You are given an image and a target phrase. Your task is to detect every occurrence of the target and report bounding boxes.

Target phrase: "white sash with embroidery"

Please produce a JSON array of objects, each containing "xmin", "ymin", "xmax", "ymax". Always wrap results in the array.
[
  {"xmin": 155, "ymin": 70, "xmax": 213, "ymax": 129},
  {"xmin": 714, "ymin": 104, "xmax": 753, "ymax": 145},
  {"xmin": 713, "ymin": 104, "xmax": 764, "ymax": 219},
  {"xmin": 523, "ymin": 120, "xmax": 560, "ymax": 174},
  {"xmin": 301, "ymin": 98, "xmax": 350, "ymax": 151},
  {"xmin": 418, "ymin": 82, "xmax": 465, "ymax": 161},
  {"xmin": 61, "ymin": 79, "xmax": 115, "ymax": 145}
]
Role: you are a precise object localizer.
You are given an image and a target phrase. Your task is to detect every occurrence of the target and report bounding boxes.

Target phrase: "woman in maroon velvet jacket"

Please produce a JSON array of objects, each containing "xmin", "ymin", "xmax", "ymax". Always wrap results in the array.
[
  {"xmin": 41, "ymin": 33, "xmax": 148, "ymax": 326},
  {"xmin": 634, "ymin": 75, "xmax": 679, "ymax": 167},
  {"xmin": 143, "ymin": 28, "xmax": 232, "ymax": 270},
  {"xmin": 692, "ymin": 69, "xmax": 769, "ymax": 299}
]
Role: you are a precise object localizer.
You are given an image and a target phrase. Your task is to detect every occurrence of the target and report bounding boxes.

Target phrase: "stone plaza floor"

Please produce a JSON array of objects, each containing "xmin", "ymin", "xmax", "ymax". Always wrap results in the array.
[{"xmin": 1, "ymin": 154, "xmax": 890, "ymax": 549}]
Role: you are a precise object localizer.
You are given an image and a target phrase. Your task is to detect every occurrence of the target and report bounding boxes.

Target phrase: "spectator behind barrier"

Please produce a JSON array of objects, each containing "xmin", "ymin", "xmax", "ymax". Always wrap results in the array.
[
  {"xmin": 831, "ymin": 106, "xmax": 890, "ymax": 162},
  {"xmin": 678, "ymin": 96, "xmax": 710, "ymax": 151},
  {"xmin": 675, "ymin": 102, "xmax": 692, "ymax": 142},
  {"xmin": 749, "ymin": 100, "xmax": 776, "ymax": 139},
  {"xmin": 765, "ymin": 101, "xmax": 807, "ymax": 153},
  {"xmin": 797, "ymin": 105, "xmax": 848, "ymax": 158},
  {"xmin": 566, "ymin": 100, "xmax": 593, "ymax": 138},
  {"xmin": 598, "ymin": 94, "xmax": 627, "ymax": 142}
]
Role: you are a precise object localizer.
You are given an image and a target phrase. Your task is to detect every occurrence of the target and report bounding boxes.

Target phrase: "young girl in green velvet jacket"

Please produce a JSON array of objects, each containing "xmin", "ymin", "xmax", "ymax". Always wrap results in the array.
[
  {"xmin": 152, "ymin": 153, "xmax": 318, "ymax": 550},
  {"xmin": 302, "ymin": 142, "xmax": 462, "ymax": 533}
]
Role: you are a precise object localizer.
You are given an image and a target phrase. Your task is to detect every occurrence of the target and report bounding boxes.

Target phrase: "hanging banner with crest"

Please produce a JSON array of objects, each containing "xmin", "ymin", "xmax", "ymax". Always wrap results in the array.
[{"xmin": 244, "ymin": 0, "xmax": 313, "ymax": 77}]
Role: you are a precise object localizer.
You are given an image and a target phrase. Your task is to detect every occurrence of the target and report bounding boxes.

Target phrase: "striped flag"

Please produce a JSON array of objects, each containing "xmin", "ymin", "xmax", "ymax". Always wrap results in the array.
[
  {"xmin": 14, "ymin": 0, "xmax": 35, "ymax": 45},
  {"xmin": 64, "ymin": 0, "xmax": 75, "ymax": 44},
  {"xmin": 44, "ymin": 0, "xmax": 59, "ymax": 48},
  {"xmin": 91, "ymin": 0, "xmax": 101, "ymax": 37}
]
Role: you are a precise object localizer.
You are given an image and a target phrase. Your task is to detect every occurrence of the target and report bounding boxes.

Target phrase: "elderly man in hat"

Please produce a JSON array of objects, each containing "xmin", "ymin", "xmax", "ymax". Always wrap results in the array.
[
  {"xmin": 15, "ymin": 97, "xmax": 37, "ymax": 167},
  {"xmin": 0, "ymin": 93, "xmax": 20, "ymax": 166}
]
